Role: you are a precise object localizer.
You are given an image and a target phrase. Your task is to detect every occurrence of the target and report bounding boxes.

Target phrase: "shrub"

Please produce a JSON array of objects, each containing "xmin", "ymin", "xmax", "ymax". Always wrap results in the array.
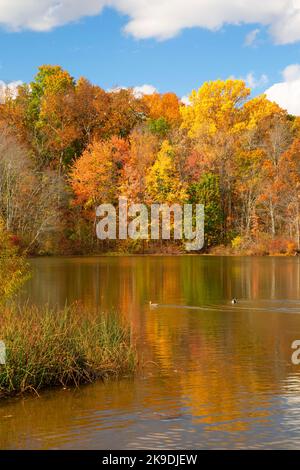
[{"xmin": 0, "ymin": 219, "xmax": 29, "ymax": 302}]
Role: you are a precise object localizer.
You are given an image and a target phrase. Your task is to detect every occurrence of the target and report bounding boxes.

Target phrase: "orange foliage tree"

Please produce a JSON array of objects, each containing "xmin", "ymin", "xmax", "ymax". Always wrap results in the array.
[{"xmin": 70, "ymin": 137, "xmax": 129, "ymax": 209}]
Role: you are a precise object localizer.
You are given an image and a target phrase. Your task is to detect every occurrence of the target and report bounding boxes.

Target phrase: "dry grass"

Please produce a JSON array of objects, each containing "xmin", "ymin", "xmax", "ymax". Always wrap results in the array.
[{"xmin": 0, "ymin": 304, "xmax": 136, "ymax": 398}]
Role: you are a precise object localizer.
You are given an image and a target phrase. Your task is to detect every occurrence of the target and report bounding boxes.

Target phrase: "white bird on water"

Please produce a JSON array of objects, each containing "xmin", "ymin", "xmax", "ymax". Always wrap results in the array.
[{"xmin": 149, "ymin": 301, "xmax": 158, "ymax": 308}]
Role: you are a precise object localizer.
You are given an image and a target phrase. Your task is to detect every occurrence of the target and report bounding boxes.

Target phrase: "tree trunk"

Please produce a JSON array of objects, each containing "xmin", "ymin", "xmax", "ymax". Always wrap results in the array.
[{"xmin": 269, "ymin": 200, "xmax": 276, "ymax": 238}]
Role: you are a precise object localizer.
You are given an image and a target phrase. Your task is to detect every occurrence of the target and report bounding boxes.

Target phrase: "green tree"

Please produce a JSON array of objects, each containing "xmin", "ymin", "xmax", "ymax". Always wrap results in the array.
[
  {"xmin": 188, "ymin": 173, "xmax": 223, "ymax": 246},
  {"xmin": 148, "ymin": 117, "xmax": 170, "ymax": 137},
  {"xmin": 29, "ymin": 65, "xmax": 75, "ymax": 122}
]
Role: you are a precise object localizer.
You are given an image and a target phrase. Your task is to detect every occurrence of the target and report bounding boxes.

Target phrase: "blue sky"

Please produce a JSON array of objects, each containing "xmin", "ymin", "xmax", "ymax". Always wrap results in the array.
[{"xmin": 1, "ymin": 2, "xmax": 300, "ymax": 113}]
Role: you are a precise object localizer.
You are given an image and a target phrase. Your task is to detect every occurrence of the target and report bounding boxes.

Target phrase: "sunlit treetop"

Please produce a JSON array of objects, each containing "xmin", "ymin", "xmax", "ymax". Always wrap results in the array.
[{"xmin": 181, "ymin": 79, "xmax": 251, "ymax": 138}]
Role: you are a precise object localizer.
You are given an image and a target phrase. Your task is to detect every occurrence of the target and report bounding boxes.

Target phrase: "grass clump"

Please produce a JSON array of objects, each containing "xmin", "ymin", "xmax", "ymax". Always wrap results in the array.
[
  {"xmin": 0, "ymin": 304, "xmax": 136, "ymax": 398},
  {"xmin": 0, "ymin": 219, "xmax": 29, "ymax": 302}
]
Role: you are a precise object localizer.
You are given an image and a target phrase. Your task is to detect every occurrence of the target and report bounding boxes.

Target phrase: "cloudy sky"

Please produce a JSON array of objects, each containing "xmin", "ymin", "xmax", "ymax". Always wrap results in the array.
[{"xmin": 1, "ymin": 0, "xmax": 300, "ymax": 113}]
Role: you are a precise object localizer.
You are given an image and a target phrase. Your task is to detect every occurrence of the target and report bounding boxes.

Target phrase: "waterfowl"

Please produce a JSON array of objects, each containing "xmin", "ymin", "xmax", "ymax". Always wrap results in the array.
[
  {"xmin": 231, "ymin": 298, "xmax": 238, "ymax": 304},
  {"xmin": 149, "ymin": 301, "xmax": 158, "ymax": 308}
]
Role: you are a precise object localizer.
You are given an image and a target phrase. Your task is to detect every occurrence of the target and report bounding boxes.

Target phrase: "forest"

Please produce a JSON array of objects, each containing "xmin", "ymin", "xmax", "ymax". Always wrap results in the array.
[{"xmin": 0, "ymin": 64, "xmax": 300, "ymax": 256}]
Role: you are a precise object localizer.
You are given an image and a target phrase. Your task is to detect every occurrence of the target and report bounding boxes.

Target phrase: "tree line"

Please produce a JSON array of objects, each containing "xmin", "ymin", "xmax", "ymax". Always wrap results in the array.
[{"xmin": 0, "ymin": 65, "xmax": 300, "ymax": 255}]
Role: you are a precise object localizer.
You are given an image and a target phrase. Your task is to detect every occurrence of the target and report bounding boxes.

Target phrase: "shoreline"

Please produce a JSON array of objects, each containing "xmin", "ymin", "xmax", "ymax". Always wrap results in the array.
[{"xmin": 27, "ymin": 251, "xmax": 299, "ymax": 259}]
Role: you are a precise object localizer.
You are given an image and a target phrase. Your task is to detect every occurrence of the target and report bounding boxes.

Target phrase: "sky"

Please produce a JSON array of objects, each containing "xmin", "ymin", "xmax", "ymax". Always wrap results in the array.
[{"xmin": 1, "ymin": 1, "xmax": 300, "ymax": 114}]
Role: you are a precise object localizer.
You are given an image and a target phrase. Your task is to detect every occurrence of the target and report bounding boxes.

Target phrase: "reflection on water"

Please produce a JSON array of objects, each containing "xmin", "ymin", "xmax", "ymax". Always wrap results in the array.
[{"xmin": 2, "ymin": 255, "xmax": 300, "ymax": 449}]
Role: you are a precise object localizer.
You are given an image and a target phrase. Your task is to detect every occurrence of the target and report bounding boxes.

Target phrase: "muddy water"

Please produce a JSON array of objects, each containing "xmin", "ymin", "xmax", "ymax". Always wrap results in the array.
[{"xmin": 1, "ymin": 256, "xmax": 300, "ymax": 449}]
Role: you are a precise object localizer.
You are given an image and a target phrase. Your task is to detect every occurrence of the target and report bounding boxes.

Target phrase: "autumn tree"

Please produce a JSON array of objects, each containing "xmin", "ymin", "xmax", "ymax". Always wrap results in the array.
[
  {"xmin": 0, "ymin": 125, "xmax": 63, "ymax": 252},
  {"xmin": 121, "ymin": 127, "xmax": 158, "ymax": 202},
  {"xmin": 70, "ymin": 136, "xmax": 129, "ymax": 209},
  {"xmin": 0, "ymin": 85, "xmax": 32, "ymax": 145},
  {"xmin": 143, "ymin": 92, "xmax": 182, "ymax": 127},
  {"xmin": 234, "ymin": 149, "xmax": 264, "ymax": 237},
  {"xmin": 243, "ymin": 96, "xmax": 292, "ymax": 237},
  {"xmin": 38, "ymin": 85, "xmax": 78, "ymax": 171},
  {"xmin": 278, "ymin": 139, "xmax": 300, "ymax": 247},
  {"xmin": 103, "ymin": 89, "xmax": 147, "ymax": 139},
  {"xmin": 1, "ymin": 65, "xmax": 299, "ymax": 255},
  {"xmin": 1, "ymin": 65, "xmax": 77, "ymax": 170},
  {"xmin": 145, "ymin": 140, "xmax": 187, "ymax": 204},
  {"xmin": 29, "ymin": 65, "xmax": 75, "ymax": 119},
  {"xmin": 292, "ymin": 116, "xmax": 300, "ymax": 139},
  {"xmin": 73, "ymin": 77, "xmax": 110, "ymax": 146},
  {"xmin": 0, "ymin": 219, "xmax": 29, "ymax": 302},
  {"xmin": 181, "ymin": 79, "xmax": 250, "ymax": 234}
]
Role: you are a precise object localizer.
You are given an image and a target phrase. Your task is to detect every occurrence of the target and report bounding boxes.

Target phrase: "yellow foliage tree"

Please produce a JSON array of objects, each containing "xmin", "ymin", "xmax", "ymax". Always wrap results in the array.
[
  {"xmin": 181, "ymin": 79, "xmax": 251, "ymax": 233},
  {"xmin": 145, "ymin": 141, "xmax": 187, "ymax": 204},
  {"xmin": 243, "ymin": 94, "xmax": 284, "ymax": 131},
  {"xmin": 181, "ymin": 79, "xmax": 250, "ymax": 138}
]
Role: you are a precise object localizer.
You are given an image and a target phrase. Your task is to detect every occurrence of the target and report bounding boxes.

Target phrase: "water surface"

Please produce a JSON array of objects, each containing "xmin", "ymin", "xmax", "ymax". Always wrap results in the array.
[{"xmin": 1, "ymin": 255, "xmax": 300, "ymax": 449}]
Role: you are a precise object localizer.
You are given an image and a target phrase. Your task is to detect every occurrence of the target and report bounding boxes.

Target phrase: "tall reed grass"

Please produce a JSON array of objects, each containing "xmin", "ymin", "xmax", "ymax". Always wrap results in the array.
[{"xmin": 0, "ymin": 304, "xmax": 136, "ymax": 398}]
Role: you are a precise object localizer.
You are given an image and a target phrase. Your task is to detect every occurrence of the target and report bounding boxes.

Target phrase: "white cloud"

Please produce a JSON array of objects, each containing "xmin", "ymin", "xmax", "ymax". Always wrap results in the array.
[
  {"xmin": 244, "ymin": 28, "xmax": 260, "ymax": 46},
  {"xmin": 132, "ymin": 84, "xmax": 157, "ymax": 98},
  {"xmin": 282, "ymin": 64, "xmax": 300, "ymax": 82},
  {"xmin": 108, "ymin": 84, "xmax": 158, "ymax": 97},
  {"xmin": 0, "ymin": 80, "xmax": 22, "ymax": 103},
  {"xmin": 230, "ymin": 72, "xmax": 268, "ymax": 89},
  {"xmin": 0, "ymin": 1, "xmax": 107, "ymax": 32},
  {"xmin": 244, "ymin": 72, "xmax": 268, "ymax": 89},
  {"xmin": 1, "ymin": 1, "xmax": 300, "ymax": 44},
  {"xmin": 181, "ymin": 95, "xmax": 190, "ymax": 106},
  {"xmin": 107, "ymin": 86, "xmax": 128, "ymax": 94},
  {"xmin": 265, "ymin": 64, "xmax": 300, "ymax": 115}
]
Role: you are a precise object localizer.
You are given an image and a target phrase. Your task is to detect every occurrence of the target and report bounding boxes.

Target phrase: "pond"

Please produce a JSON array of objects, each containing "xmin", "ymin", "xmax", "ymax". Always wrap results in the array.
[{"xmin": 1, "ymin": 255, "xmax": 300, "ymax": 449}]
